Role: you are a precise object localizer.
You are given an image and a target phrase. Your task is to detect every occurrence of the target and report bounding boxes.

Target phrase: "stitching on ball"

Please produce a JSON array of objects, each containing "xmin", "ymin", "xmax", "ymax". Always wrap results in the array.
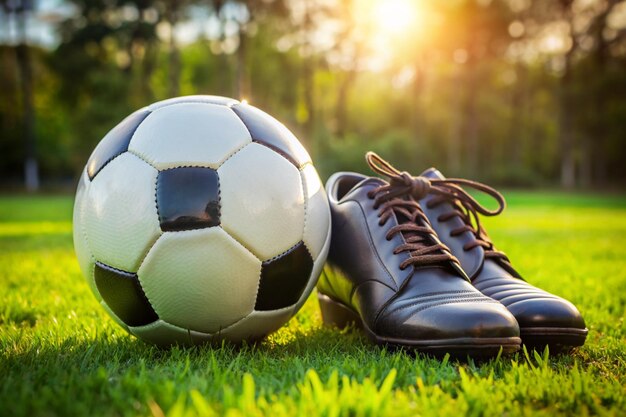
[
  {"xmin": 262, "ymin": 241, "xmax": 303, "ymax": 265},
  {"xmin": 299, "ymin": 171, "xmax": 314, "ymax": 260},
  {"xmin": 126, "ymin": 149, "xmax": 159, "ymax": 170},
  {"xmin": 219, "ymin": 141, "xmax": 251, "ymax": 168},
  {"xmin": 158, "ymin": 164, "xmax": 219, "ymax": 171},
  {"xmin": 216, "ymin": 169, "xmax": 222, "ymax": 221},
  {"xmin": 91, "ymin": 151, "xmax": 126, "ymax": 180},
  {"xmin": 218, "ymin": 225, "xmax": 261, "ymax": 263}
]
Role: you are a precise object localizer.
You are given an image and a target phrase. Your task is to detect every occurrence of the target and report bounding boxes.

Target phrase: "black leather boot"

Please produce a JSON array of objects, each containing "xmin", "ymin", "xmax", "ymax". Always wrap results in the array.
[
  {"xmin": 317, "ymin": 153, "xmax": 521, "ymax": 357},
  {"xmin": 415, "ymin": 166, "xmax": 587, "ymax": 351}
]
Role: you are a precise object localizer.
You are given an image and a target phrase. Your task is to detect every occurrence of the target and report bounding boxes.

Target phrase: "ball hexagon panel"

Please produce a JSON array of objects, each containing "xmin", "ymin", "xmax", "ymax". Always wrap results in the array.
[
  {"xmin": 146, "ymin": 95, "xmax": 239, "ymax": 111},
  {"xmin": 156, "ymin": 167, "xmax": 220, "ymax": 232},
  {"xmin": 86, "ymin": 109, "xmax": 151, "ymax": 180},
  {"xmin": 129, "ymin": 320, "xmax": 191, "ymax": 347},
  {"xmin": 137, "ymin": 227, "xmax": 262, "ymax": 334},
  {"xmin": 293, "ymin": 222, "xmax": 332, "ymax": 313},
  {"xmin": 231, "ymin": 103, "xmax": 311, "ymax": 168},
  {"xmin": 301, "ymin": 164, "xmax": 331, "ymax": 260},
  {"xmin": 128, "ymin": 102, "xmax": 252, "ymax": 170},
  {"xmin": 219, "ymin": 142, "xmax": 305, "ymax": 261},
  {"xmin": 94, "ymin": 262, "xmax": 158, "ymax": 327},
  {"xmin": 255, "ymin": 242, "xmax": 313, "ymax": 311},
  {"xmin": 82, "ymin": 152, "xmax": 162, "ymax": 272},
  {"xmin": 189, "ymin": 307, "xmax": 294, "ymax": 344},
  {"xmin": 73, "ymin": 169, "xmax": 99, "ymax": 301}
]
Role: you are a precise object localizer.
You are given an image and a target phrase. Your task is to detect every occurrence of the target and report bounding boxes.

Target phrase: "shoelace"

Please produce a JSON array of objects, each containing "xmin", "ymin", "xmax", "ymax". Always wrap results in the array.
[
  {"xmin": 366, "ymin": 152, "xmax": 510, "ymax": 262},
  {"xmin": 364, "ymin": 153, "xmax": 458, "ymax": 270}
]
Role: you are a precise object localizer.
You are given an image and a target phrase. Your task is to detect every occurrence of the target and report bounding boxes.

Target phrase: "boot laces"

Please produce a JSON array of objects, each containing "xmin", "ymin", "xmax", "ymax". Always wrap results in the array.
[
  {"xmin": 365, "ymin": 152, "xmax": 459, "ymax": 270},
  {"xmin": 366, "ymin": 152, "xmax": 511, "ymax": 263}
]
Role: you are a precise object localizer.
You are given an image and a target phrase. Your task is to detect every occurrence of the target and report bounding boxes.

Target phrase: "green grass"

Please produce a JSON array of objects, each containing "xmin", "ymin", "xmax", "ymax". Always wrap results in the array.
[{"xmin": 1, "ymin": 192, "xmax": 626, "ymax": 417}]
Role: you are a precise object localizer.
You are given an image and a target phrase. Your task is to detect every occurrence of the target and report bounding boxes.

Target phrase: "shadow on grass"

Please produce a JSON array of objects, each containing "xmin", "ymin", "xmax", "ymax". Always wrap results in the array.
[{"xmin": 1, "ymin": 321, "xmax": 533, "ymax": 398}]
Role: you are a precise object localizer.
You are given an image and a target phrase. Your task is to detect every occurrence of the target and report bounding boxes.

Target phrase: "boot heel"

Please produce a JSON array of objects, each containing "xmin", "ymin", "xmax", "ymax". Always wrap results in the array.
[{"xmin": 318, "ymin": 293, "xmax": 361, "ymax": 329}]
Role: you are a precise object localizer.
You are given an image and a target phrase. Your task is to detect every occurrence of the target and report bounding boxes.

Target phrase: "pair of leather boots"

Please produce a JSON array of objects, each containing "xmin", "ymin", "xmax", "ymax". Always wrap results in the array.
[{"xmin": 317, "ymin": 152, "xmax": 587, "ymax": 358}]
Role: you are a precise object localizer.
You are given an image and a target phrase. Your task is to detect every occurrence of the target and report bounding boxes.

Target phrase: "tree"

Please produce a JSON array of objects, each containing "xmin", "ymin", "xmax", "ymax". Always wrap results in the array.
[{"xmin": 3, "ymin": 0, "xmax": 39, "ymax": 190}]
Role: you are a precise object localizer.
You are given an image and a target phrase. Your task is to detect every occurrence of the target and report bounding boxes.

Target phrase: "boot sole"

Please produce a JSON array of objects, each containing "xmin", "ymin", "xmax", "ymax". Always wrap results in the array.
[
  {"xmin": 318, "ymin": 293, "xmax": 521, "ymax": 359},
  {"xmin": 520, "ymin": 327, "xmax": 588, "ymax": 352}
]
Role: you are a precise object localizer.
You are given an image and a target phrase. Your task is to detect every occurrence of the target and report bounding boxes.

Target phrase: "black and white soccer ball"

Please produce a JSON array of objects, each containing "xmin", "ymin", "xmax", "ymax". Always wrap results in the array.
[{"xmin": 73, "ymin": 96, "xmax": 331, "ymax": 346}]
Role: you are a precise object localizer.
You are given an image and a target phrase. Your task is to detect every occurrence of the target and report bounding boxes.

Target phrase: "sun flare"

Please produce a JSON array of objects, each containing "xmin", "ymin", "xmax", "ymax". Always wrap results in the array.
[{"xmin": 373, "ymin": 0, "xmax": 419, "ymax": 35}]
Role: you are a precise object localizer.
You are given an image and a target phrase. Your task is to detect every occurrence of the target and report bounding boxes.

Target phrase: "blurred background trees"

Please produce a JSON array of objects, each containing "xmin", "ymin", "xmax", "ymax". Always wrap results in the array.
[{"xmin": 1, "ymin": 0, "xmax": 625, "ymax": 190}]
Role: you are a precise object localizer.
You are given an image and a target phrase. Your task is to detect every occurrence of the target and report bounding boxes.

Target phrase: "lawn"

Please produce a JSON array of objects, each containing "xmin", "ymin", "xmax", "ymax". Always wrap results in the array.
[{"xmin": 1, "ymin": 191, "xmax": 625, "ymax": 417}]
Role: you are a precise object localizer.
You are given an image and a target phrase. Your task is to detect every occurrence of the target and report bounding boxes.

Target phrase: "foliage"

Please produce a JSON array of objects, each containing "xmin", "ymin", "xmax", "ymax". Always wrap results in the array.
[
  {"xmin": 1, "ymin": 0, "xmax": 626, "ymax": 189},
  {"xmin": 1, "ymin": 192, "xmax": 625, "ymax": 416}
]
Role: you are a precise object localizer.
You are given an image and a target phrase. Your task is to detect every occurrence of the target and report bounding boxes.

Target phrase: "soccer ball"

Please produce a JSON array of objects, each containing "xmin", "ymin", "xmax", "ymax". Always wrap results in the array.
[{"xmin": 73, "ymin": 95, "xmax": 331, "ymax": 346}]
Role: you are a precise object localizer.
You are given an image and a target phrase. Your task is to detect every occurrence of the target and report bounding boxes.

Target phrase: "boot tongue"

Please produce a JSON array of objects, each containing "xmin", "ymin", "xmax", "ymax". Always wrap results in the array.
[
  {"xmin": 345, "ymin": 176, "xmax": 418, "ymax": 233},
  {"xmin": 340, "ymin": 176, "xmax": 387, "ymax": 202},
  {"xmin": 420, "ymin": 167, "xmax": 446, "ymax": 180},
  {"xmin": 357, "ymin": 177, "xmax": 387, "ymax": 188}
]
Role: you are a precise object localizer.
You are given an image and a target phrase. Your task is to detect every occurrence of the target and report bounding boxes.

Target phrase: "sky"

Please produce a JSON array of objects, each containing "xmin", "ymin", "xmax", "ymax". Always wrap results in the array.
[
  {"xmin": 0, "ymin": 0, "xmax": 75, "ymax": 47},
  {"xmin": 0, "ymin": 0, "xmax": 228, "ymax": 49}
]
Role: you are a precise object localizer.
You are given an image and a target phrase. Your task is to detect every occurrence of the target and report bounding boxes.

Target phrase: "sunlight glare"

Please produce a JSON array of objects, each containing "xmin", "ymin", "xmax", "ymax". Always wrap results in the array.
[{"xmin": 374, "ymin": 0, "xmax": 418, "ymax": 35}]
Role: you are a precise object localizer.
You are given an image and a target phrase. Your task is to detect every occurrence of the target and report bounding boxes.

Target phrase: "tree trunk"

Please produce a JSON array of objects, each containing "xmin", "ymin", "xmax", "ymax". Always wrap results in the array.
[
  {"xmin": 141, "ymin": 40, "xmax": 157, "ymax": 102},
  {"xmin": 167, "ymin": 9, "xmax": 180, "ymax": 98},
  {"xmin": 335, "ymin": 70, "xmax": 356, "ymax": 138},
  {"xmin": 447, "ymin": 69, "xmax": 462, "ymax": 174},
  {"xmin": 302, "ymin": 56, "xmax": 315, "ymax": 139},
  {"xmin": 463, "ymin": 58, "xmax": 479, "ymax": 177},
  {"xmin": 15, "ymin": 4, "xmax": 38, "ymax": 191},
  {"xmin": 559, "ymin": 52, "xmax": 576, "ymax": 189},
  {"xmin": 587, "ymin": 2, "xmax": 614, "ymax": 187},
  {"xmin": 236, "ymin": 26, "xmax": 248, "ymax": 100},
  {"xmin": 411, "ymin": 59, "xmax": 424, "ymax": 142},
  {"xmin": 509, "ymin": 62, "xmax": 527, "ymax": 168},
  {"xmin": 301, "ymin": 0, "xmax": 315, "ymax": 139},
  {"xmin": 558, "ymin": 2, "xmax": 578, "ymax": 189}
]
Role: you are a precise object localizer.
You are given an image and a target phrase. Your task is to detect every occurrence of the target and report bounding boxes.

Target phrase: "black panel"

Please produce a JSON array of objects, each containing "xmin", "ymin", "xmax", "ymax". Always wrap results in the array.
[
  {"xmin": 94, "ymin": 262, "xmax": 158, "ymax": 327},
  {"xmin": 87, "ymin": 110, "xmax": 151, "ymax": 180},
  {"xmin": 156, "ymin": 167, "xmax": 220, "ymax": 232},
  {"xmin": 231, "ymin": 104, "xmax": 309, "ymax": 168},
  {"xmin": 255, "ymin": 242, "xmax": 314, "ymax": 311}
]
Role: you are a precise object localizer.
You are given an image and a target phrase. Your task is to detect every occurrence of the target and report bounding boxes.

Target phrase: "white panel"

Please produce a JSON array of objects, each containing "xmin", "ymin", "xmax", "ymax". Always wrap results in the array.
[
  {"xmin": 219, "ymin": 143, "xmax": 305, "ymax": 260},
  {"xmin": 82, "ymin": 153, "xmax": 161, "ymax": 272},
  {"xmin": 73, "ymin": 170, "xmax": 100, "ymax": 301},
  {"xmin": 138, "ymin": 227, "xmax": 262, "ymax": 334},
  {"xmin": 128, "ymin": 102, "xmax": 251, "ymax": 170},
  {"xmin": 219, "ymin": 307, "xmax": 293, "ymax": 342},
  {"xmin": 130, "ymin": 320, "xmax": 191, "ymax": 347},
  {"xmin": 293, "ymin": 222, "xmax": 332, "ymax": 314},
  {"xmin": 301, "ymin": 164, "xmax": 331, "ymax": 260},
  {"xmin": 146, "ymin": 95, "xmax": 238, "ymax": 111},
  {"xmin": 189, "ymin": 307, "xmax": 293, "ymax": 344}
]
